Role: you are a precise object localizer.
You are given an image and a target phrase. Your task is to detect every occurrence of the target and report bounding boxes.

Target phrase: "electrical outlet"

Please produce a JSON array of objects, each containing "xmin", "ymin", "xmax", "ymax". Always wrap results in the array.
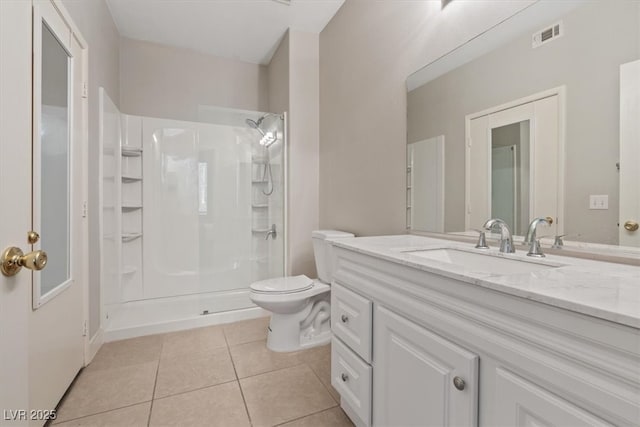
[{"xmin": 589, "ymin": 195, "xmax": 608, "ymax": 210}]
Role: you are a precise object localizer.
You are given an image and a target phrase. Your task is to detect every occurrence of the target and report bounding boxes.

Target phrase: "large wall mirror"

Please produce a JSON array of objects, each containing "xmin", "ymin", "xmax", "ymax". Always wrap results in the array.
[{"xmin": 407, "ymin": 0, "xmax": 640, "ymax": 248}]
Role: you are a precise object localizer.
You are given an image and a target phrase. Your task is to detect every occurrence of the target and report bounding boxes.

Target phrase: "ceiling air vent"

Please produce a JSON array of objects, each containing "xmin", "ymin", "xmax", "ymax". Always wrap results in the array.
[{"xmin": 532, "ymin": 21, "xmax": 563, "ymax": 49}]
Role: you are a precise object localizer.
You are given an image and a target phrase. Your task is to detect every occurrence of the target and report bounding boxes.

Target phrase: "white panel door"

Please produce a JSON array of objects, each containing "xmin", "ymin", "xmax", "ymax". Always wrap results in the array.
[
  {"xmin": 0, "ymin": 1, "xmax": 32, "ymax": 422},
  {"xmin": 619, "ymin": 60, "xmax": 640, "ymax": 247},
  {"xmin": 373, "ymin": 306, "xmax": 478, "ymax": 427},
  {"xmin": 408, "ymin": 136, "xmax": 445, "ymax": 232},
  {"xmin": 29, "ymin": 1, "xmax": 87, "ymax": 421},
  {"xmin": 531, "ymin": 95, "xmax": 561, "ymax": 231},
  {"xmin": 494, "ymin": 368, "xmax": 613, "ymax": 426},
  {"xmin": 467, "ymin": 115, "xmax": 490, "ymax": 231}
]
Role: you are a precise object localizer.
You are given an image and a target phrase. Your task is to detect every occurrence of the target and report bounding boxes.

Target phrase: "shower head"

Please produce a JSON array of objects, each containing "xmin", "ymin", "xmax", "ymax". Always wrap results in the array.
[{"xmin": 245, "ymin": 118, "xmax": 265, "ymax": 136}]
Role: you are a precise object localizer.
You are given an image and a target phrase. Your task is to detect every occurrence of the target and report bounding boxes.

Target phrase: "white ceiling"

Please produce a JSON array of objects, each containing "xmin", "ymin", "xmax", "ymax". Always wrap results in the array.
[{"xmin": 106, "ymin": 0, "xmax": 345, "ymax": 65}]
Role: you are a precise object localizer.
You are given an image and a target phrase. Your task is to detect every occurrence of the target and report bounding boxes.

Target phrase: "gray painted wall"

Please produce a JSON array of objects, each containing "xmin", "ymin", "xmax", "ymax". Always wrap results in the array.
[
  {"xmin": 268, "ymin": 30, "xmax": 321, "ymax": 278},
  {"xmin": 119, "ymin": 37, "xmax": 269, "ymax": 120}
]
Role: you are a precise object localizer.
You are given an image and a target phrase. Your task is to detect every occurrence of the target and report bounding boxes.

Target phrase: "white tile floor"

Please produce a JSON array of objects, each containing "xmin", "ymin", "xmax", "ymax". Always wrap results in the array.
[{"xmin": 53, "ymin": 317, "xmax": 353, "ymax": 427}]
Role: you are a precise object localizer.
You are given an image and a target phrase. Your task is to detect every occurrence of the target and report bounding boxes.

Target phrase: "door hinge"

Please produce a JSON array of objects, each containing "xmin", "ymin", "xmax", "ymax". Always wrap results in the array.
[
  {"xmin": 82, "ymin": 82, "xmax": 88, "ymax": 98},
  {"xmin": 82, "ymin": 201, "xmax": 88, "ymax": 218},
  {"xmin": 467, "ymin": 137, "xmax": 472, "ymax": 148},
  {"xmin": 82, "ymin": 320, "xmax": 88, "ymax": 337}
]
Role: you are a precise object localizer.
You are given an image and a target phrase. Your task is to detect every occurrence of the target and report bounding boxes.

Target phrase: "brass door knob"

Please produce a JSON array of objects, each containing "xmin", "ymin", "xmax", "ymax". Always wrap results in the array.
[
  {"xmin": 624, "ymin": 221, "xmax": 639, "ymax": 232},
  {"xmin": 1, "ymin": 247, "xmax": 48, "ymax": 277}
]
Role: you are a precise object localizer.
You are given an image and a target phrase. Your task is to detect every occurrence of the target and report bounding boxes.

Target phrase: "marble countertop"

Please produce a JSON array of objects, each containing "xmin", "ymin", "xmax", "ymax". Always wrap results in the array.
[{"xmin": 331, "ymin": 235, "xmax": 640, "ymax": 329}]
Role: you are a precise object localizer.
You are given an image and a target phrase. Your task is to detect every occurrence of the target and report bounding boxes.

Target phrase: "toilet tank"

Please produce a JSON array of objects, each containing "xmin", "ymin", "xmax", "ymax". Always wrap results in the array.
[{"xmin": 312, "ymin": 230, "xmax": 355, "ymax": 284}]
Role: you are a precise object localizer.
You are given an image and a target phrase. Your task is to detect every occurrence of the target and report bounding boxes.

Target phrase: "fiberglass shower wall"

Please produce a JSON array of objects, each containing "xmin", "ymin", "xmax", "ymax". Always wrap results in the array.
[{"xmin": 142, "ymin": 116, "xmax": 285, "ymax": 313}]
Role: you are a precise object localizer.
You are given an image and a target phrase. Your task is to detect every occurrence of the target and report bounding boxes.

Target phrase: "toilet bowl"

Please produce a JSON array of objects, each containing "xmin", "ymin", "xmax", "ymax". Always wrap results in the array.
[{"xmin": 249, "ymin": 230, "xmax": 354, "ymax": 352}]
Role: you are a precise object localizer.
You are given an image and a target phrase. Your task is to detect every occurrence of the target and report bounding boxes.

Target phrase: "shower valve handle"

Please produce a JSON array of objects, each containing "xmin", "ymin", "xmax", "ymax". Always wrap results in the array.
[{"xmin": 265, "ymin": 224, "xmax": 277, "ymax": 240}]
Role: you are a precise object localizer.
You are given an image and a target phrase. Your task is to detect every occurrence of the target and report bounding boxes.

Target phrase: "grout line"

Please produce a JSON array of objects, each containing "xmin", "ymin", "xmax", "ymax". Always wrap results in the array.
[
  {"xmin": 237, "ymin": 361, "xmax": 307, "ymax": 381},
  {"xmin": 307, "ymin": 363, "xmax": 340, "ymax": 406},
  {"xmin": 227, "ymin": 336, "xmax": 272, "ymax": 348},
  {"xmin": 151, "ymin": 379, "xmax": 238, "ymax": 402},
  {"xmin": 272, "ymin": 405, "xmax": 341, "ymax": 427},
  {"xmin": 225, "ymin": 330, "xmax": 254, "ymax": 427},
  {"xmin": 53, "ymin": 400, "xmax": 153, "ymax": 425},
  {"xmin": 147, "ymin": 343, "xmax": 162, "ymax": 427},
  {"xmin": 306, "ymin": 361, "xmax": 341, "ymax": 406}
]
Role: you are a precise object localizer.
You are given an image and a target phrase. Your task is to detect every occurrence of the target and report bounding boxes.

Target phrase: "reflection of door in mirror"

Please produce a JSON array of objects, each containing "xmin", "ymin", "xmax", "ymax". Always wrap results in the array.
[
  {"xmin": 491, "ymin": 145, "xmax": 517, "ymax": 234},
  {"xmin": 491, "ymin": 122, "xmax": 530, "ymax": 236},
  {"xmin": 407, "ymin": 136, "xmax": 444, "ymax": 232},
  {"xmin": 466, "ymin": 90, "xmax": 563, "ymax": 237},
  {"xmin": 619, "ymin": 60, "xmax": 640, "ymax": 247}
]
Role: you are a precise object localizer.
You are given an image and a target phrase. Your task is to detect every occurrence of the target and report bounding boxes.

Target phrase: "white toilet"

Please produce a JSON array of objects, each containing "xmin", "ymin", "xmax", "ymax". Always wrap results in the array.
[{"xmin": 249, "ymin": 230, "xmax": 354, "ymax": 352}]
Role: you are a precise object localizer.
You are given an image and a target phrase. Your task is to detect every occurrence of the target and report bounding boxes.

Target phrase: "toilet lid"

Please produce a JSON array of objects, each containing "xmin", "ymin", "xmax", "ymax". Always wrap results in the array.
[{"xmin": 250, "ymin": 275, "xmax": 314, "ymax": 294}]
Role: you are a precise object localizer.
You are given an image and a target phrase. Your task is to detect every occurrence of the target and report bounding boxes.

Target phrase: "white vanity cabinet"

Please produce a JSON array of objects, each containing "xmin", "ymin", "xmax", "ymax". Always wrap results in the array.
[
  {"xmin": 330, "ymin": 245, "xmax": 640, "ymax": 427},
  {"xmin": 373, "ymin": 305, "xmax": 478, "ymax": 426},
  {"xmin": 494, "ymin": 368, "xmax": 614, "ymax": 426}
]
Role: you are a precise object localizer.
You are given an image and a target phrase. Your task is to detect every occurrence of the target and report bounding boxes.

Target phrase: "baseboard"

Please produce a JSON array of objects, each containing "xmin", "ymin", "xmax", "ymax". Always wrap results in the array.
[{"xmin": 86, "ymin": 327, "xmax": 104, "ymax": 364}]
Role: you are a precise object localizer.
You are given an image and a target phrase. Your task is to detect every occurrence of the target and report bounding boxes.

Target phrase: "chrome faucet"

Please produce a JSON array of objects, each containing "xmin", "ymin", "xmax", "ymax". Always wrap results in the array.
[
  {"xmin": 265, "ymin": 224, "xmax": 277, "ymax": 240},
  {"xmin": 483, "ymin": 218, "xmax": 515, "ymax": 253},
  {"xmin": 524, "ymin": 217, "xmax": 552, "ymax": 257}
]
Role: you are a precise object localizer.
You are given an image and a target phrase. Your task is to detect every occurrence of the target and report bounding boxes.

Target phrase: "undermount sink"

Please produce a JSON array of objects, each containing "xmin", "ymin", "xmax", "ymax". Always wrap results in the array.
[{"xmin": 403, "ymin": 248, "xmax": 560, "ymax": 275}]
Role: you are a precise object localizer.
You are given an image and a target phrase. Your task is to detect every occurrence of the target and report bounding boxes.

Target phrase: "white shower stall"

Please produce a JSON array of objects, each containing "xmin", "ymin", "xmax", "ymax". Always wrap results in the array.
[{"xmin": 100, "ymin": 89, "xmax": 286, "ymax": 340}]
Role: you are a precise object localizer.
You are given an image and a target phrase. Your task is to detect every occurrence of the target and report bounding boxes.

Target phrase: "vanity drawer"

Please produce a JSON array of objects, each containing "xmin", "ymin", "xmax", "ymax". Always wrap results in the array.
[
  {"xmin": 332, "ymin": 337, "xmax": 372, "ymax": 427},
  {"xmin": 331, "ymin": 283, "xmax": 373, "ymax": 362}
]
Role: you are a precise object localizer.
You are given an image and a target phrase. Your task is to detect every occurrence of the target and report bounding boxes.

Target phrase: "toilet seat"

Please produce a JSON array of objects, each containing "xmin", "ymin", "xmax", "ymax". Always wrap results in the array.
[{"xmin": 250, "ymin": 275, "xmax": 314, "ymax": 295}]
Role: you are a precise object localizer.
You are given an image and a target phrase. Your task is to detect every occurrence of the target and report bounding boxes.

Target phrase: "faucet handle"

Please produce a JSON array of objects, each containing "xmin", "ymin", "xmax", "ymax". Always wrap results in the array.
[
  {"xmin": 474, "ymin": 229, "xmax": 489, "ymax": 249},
  {"xmin": 552, "ymin": 234, "xmax": 566, "ymax": 249},
  {"xmin": 527, "ymin": 239, "xmax": 546, "ymax": 257}
]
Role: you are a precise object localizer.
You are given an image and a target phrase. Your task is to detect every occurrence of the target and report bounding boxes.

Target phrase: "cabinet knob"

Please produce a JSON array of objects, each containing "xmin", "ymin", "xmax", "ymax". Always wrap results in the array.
[
  {"xmin": 453, "ymin": 376, "xmax": 466, "ymax": 391},
  {"xmin": 341, "ymin": 314, "xmax": 349, "ymax": 323},
  {"xmin": 341, "ymin": 373, "xmax": 349, "ymax": 382}
]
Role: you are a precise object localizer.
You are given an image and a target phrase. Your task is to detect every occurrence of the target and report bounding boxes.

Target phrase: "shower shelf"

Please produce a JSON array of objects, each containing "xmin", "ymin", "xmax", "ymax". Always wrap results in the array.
[
  {"xmin": 122, "ymin": 205, "xmax": 142, "ymax": 212},
  {"xmin": 252, "ymin": 204, "xmax": 268, "ymax": 209},
  {"xmin": 122, "ymin": 232, "xmax": 142, "ymax": 242},
  {"xmin": 252, "ymin": 228, "xmax": 271, "ymax": 233},
  {"xmin": 122, "ymin": 175, "xmax": 142, "ymax": 183},
  {"xmin": 122, "ymin": 147, "xmax": 142, "ymax": 157},
  {"xmin": 252, "ymin": 180, "xmax": 268, "ymax": 184}
]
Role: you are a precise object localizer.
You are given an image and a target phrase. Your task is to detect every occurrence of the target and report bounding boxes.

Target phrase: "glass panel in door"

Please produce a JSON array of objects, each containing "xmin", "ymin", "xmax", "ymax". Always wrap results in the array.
[{"xmin": 36, "ymin": 22, "xmax": 71, "ymax": 304}]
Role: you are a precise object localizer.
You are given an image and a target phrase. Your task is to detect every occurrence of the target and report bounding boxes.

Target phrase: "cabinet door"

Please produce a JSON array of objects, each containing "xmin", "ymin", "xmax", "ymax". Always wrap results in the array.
[
  {"xmin": 373, "ymin": 306, "xmax": 478, "ymax": 427},
  {"xmin": 494, "ymin": 368, "xmax": 614, "ymax": 427}
]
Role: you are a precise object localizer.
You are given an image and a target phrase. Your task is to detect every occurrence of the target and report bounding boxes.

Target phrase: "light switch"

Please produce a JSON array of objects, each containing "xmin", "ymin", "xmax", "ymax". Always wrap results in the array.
[{"xmin": 589, "ymin": 195, "xmax": 608, "ymax": 210}]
